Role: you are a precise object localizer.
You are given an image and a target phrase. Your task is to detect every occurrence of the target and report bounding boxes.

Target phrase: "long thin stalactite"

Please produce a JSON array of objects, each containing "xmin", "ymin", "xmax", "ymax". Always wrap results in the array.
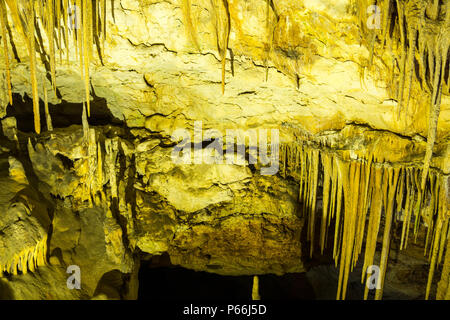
[
  {"xmin": 355, "ymin": 0, "xmax": 450, "ymax": 202},
  {"xmin": 0, "ymin": 0, "xmax": 106, "ymax": 134},
  {"xmin": 280, "ymin": 141, "xmax": 449, "ymax": 300}
]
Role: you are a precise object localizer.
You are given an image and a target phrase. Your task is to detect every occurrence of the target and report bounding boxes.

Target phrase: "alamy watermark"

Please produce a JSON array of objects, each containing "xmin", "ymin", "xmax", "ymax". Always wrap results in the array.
[
  {"xmin": 66, "ymin": 265, "xmax": 81, "ymax": 290},
  {"xmin": 68, "ymin": 4, "xmax": 80, "ymax": 30},
  {"xmin": 366, "ymin": 265, "xmax": 381, "ymax": 290},
  {"xmin": 367, "ymin": 5, "xmax": 381, "ymax": 30},
  {"xmin": 171, "ymin": 121, "xmax": 279, "ymax": 175}
]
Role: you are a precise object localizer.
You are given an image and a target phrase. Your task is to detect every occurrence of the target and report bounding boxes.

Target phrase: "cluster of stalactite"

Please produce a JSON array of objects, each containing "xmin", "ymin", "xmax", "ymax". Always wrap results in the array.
[
  {"xmin": 280, "ymin": 142, "xmax": 449, "ymax": 300},
  {"xmin": 0, "ymin": 0, "xmax": 107, "ymax": 134},
  {"xmin": 437, "ymin": 236, "xmax": 450, "ymax": 299},
  {"xmin": 0, "ymin": 235, "xmax": 48, "ymax": 276},
  {"xmin": 182, "ymin": 0, "xmax": 281, "ymax": 92},
  {"xmin": 182, "ymin": 0, "xmax": 231, "ymax": 94},
  {"xmin": 353, "ymin": 0, "xmax": 450, "ymax": 209},
  {"xmin": 1, "ymin": 119, "xmax": 131, "ymax": 278},
  {"xmin": 76, "ymin": 114, "xmax": 135, "ymax": 239},
  {"xmin": 80, "ymin": 106, "xmax": 121, "ymax": 211}
]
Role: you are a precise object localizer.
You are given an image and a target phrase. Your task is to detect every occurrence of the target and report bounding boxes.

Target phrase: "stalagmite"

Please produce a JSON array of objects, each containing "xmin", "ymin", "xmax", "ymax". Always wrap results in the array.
[{"xmin": 252, "ymin": 275, "xmax": 260, "ymax": 300}]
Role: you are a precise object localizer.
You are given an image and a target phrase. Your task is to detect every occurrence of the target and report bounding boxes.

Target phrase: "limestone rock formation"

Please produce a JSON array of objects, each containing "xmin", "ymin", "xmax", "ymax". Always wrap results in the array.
[{"xmin": 0, "ymin": 0, "xmax": 448, "ymax": 300}]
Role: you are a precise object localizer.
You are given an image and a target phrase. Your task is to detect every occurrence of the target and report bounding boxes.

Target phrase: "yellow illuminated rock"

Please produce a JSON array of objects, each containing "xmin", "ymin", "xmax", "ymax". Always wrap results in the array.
[{"xmin": 0, "ymin": 0, "xmax": 448, "ymax": 301}]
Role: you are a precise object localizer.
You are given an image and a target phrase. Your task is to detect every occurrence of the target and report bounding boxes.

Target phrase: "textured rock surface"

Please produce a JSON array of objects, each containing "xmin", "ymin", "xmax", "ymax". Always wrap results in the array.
[
  {"xmin": 1, "ymin": 1, "xmax": 449, "ymax": 142},
  {"xmin": 0, "ymin": 0, "xmax": 448, "ymax": 300}
]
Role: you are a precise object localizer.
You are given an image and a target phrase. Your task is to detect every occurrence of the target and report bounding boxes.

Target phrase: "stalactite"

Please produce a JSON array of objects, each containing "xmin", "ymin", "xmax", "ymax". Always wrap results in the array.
[
  {"xmin": 87, "ymin": 128, "xmax": 97, "ymax": 206},
  {"xmin": 5, "ymin": 0, "xmax": 27, "ymax": 44},
  {"xmin": 264, "ymin": 0, "xmax": 277, "ymax": 82},
  {"xmin": 82, "ymin": 102, "xmax": 89, "ymax": 139},
  {"xmin": 28, "ymin": 1, "xmax": 40, "ymax": 134},
  {"xmin": 43, "ymin": 74, "xmax": 53, "ymax": 131},
  {"xmin": 0, "ymin": 0, "xmax": 104, "ymax": 132},
  {"xmin": 421, "ymin": 15, "xmax": 449, "ymax": 195},
  {"xmin": 181, "ymin": 0, "xmax": 199, "ymax": 51},
  {"xmin": 437, "ymin": 229, "xmax": 450, "ymax": 299},
  {"xmin": 62, "ymin": 0, "xmax": 69, "ymax": 63},
  {"xmin": 381, "ymin": 0, "xmax": 393, "ymax": 48},
  {"xmin": 336, "ymin": 158, "xmax": 352, "ymax": 300},
  {"xmin": 410, "ymin": 168, "xmax": 420, "ymax": 240},
  {"xmin": 95, "ymin": 0, "xmax": 99, "ymax": 46},
  {"xmin": 106, "ymin": 137, "xmax": 119, "ymax": 199},
  {"xmin": 437, "ymin": 218, "xmax": 448, "ymax": 265},
  {"xmin": 298, "ymin": 144, "xmax": 305, "ymax": 206},
  {"xmin": 221, "ymin": 0, "xmax": 230, "ymax": 94},
  {"xmin": 283, "ymin": 137, "xmax": 448, "ymax": 301},
  {"xmin": 308, "ymin": 149, "xmax": 319, "ymax": 258},
  {"xmin": 101, "ymin": 0, "xmax": 106, "ymax": 54},
  {"xmin": 320, "ymin": 153, "xmax": 332, "ymax": 254},
  {"xmin": 0, "ymin": 0, "xmax": 12, "ymax": 105},
  {"xmin": 83, "ymin": 0, "xmax": 91, "ymax": 116},
  {"xmin": 400, "ymin": 168, "xmax": 413, "ymax": 250},
  {"xmin": 97, "ymin": 140, "xmax": 103, "ymax": 191},
  {"xmin": 0, "ymin": 236, "xmax": 48, "ymax": 276},
  {"xmin": 396, "ymin": 0, "xmax": 407, "ymax": 119},
  {"xmin": 375, "ymin": 167, "xmax": 399, "ymax": 300},
  {"xmin": 56, "ymin": 0, "xmax": 62, "ymax": 63},
  {"xmin": 425, "ymin": 173, "xmax": 438, "ymax": 256},
  {"xmin": 88, "ymin": 0, "xmax": 93, "ymax": 61},
  {"xmin": 208, "ymin": 0, "xmax": 230, "ymax": 94},
  {"xmin": 333, "ymin": 157, "xmax": 343, "ymax": 265},
  {"xmin": 356, "ymin": 1, "xmax": 449, "ymax": 207},
  {"xmin": 47, "ymin": 0, "xmax": 57, "ymax": 93},
  {"xmin": 425, "ymin": 176, "xmax": 445, "ymax": 299},
  {"xmin": 362, "ymin": 166, "xmax": 383, "ymax": 299}
]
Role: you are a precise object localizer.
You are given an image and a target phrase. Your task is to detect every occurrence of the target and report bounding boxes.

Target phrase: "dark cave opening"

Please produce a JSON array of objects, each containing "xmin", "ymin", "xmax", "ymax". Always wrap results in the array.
[
  {"xmin": 5, "ymin": 93, "xmax": 123, "ymax": 133},
  {"xmin": 137, "ymin": 254, "xmax": 317, "ymax": 300},
  {"xmin": 136, "ymin": 212, "xmax": 444, "ymax": 301}
]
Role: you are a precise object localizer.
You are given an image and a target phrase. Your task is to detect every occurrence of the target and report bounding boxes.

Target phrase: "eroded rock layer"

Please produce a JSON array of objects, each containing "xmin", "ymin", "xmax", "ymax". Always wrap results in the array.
[{"xmin": 0, "ymin": 0, "xmax": 448, "ymax": 300}]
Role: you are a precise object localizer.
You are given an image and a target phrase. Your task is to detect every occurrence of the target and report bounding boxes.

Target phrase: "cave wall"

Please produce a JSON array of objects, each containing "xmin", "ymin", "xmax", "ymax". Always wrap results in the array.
[{"xmin": 0, "ymin": 0, "xmax": 448, "ymax": 300}]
